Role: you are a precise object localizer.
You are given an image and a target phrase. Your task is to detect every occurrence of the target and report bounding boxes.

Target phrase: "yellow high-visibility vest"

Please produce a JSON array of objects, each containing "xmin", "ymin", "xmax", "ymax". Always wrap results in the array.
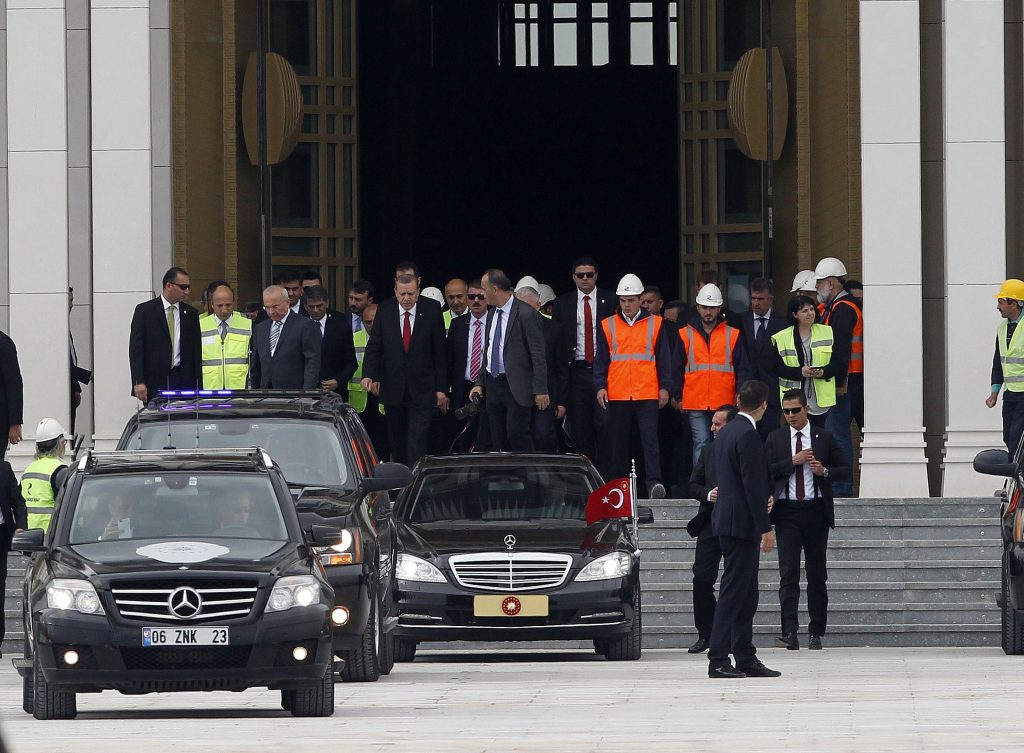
[
  {"xmin": 199, "ymin": 312, "xmax": 252, "ymax": 389},
  {"xmin": 998, "ymin": 318, "xmax": 1024, "ymax": 393},
  {"xmin": 22, "ymin": 456, "xmax": 65, "ymax": 531},
  {"xmin": 771, "ymin": 324, "xmax": 836, "ymax": 408}
]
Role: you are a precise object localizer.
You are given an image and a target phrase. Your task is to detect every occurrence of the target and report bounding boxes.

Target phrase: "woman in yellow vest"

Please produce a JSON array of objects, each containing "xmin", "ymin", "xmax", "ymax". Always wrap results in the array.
[
  {"xmin": 22, "ymin": 418, "xmax": 70, "ymax": 531},
  {"xmin": 771, "ymin": 295, "xmax": 837, "ymax": 427}
]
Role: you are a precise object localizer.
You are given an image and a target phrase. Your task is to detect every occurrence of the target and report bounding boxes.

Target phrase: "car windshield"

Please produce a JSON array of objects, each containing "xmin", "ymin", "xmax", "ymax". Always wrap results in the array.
[
  {"xmin": 128, "ymin": 418, "xmax": 352, "ymax": 488},
  {"xmin": 402, "ymin": 465, "xmax": 596, "ymax": 523},
  {"xmin": 67, "ymin": 473, "xmax": 288, "ymax": 544}
]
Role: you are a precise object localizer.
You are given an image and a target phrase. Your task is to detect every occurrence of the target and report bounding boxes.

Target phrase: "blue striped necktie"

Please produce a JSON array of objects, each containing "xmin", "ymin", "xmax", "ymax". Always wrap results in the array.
[{"xmin": 270, "ymin": 320, "xmax": 282, "ymax": 356}]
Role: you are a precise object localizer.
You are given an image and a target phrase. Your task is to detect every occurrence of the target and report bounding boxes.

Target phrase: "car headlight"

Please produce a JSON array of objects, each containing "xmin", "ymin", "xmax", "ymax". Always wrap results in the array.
[
  {"xmin": 314, "ymin": 528, "xmax": 361, "ymax": 566},
  {"xmin": 46, "ymin": 579, "xmax": 104, "ymax": 615},
  {"xmin": 266, "ymin": 575, "xmax": 322, "ymax": 612},
  {"xmin": 575, "ymin": 552, "xmax": 633, "ymax": 582},
  {"xmin": 396, "ymin": 554, "xmax": 446, "ymax": 584}
]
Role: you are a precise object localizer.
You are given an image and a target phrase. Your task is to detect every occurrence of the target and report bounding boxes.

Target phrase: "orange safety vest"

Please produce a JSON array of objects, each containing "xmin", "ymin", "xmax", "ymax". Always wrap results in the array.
[
  {"xmin": 602, "ymin": 314, "xmax": 662, "ymax": 401},
  {"xmin": 824, "ymin": 297, "xmax": 863, "ymax": 374},
  {"xmin": 679, "ymin": 323, "xmax": 740, "ymax": 410}
]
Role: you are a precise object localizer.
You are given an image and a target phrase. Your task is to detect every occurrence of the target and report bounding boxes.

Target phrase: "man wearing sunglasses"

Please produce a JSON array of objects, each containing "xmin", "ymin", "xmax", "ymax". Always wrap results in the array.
[
  {"xmin": 445, "ymin": 279, "xmax": 492, "ymax": 451},
  {"xmin": 129, "ymin": 266, "xmax": 202, "ymax": 402}
]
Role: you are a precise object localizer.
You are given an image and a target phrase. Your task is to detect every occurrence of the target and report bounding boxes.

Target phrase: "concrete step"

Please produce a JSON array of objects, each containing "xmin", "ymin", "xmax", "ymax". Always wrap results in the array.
[
  {"xmin": 644, "ymin": 581, "xmax": 1000, "ymax": 605},
  {"xmin": 642, "ymin": 519, "xmax": 1000, "ymax": 542},
  {"xmin": 645, "ymin": 498, "xmax": 999, "ymax": 522},
  {"xmin": 639, "ymin": 540, "xmax": 999, "ymax": 563},
  {"xmin": 642, "ymin": 603, "xmax": 998, "ymax": 627},
  {"xmin": 641, "ymin": 561, "xmax": 1000, "ymax": 584}
]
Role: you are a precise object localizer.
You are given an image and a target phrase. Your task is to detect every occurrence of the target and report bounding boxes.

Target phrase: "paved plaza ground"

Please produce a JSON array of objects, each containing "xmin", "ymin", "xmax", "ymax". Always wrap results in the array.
[{"xmin": 2, "ymin": 647, "xmax": 1023, "ymax": 752}]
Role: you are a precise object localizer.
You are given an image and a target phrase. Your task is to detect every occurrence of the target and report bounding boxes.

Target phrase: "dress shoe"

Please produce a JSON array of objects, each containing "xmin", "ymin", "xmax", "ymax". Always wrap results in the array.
[
  {"xmin": 808, "ymin": 634, "xmax": 823, "ymax": 650},
  {"xmin": 648, "ymin": 482, "xmax": 666, "ymax": 499},
  {"xmin": 774, "ymin": 632, "xmax": 799, "ymax": 650},
  {"xmin": 687, "ymin": 636, "xmax": 709, "ymax": 654},
  {"xmin": 708, "ymin": 665, "xmax": 746, "ymax": 679},
  {"xmin": 737, "ymin": 660, "xmax": 782, "ymax": 678}
]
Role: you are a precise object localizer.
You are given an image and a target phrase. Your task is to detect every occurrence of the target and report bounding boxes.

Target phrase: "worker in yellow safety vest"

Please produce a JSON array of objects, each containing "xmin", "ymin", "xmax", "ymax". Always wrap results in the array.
[
  {"xmin": 22, "ymin": 418, "xmax": 69, "ymax": 531},
  {"xmin": 199, "ymin": 282, "xmax": 252, "ymax": 389}
]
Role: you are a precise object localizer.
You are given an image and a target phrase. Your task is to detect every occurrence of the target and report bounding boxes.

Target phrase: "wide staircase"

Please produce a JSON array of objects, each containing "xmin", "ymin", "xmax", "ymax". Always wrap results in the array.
[{"xmin": 2, "ymin": 497, "xmax": 1001, "ymax": 655}]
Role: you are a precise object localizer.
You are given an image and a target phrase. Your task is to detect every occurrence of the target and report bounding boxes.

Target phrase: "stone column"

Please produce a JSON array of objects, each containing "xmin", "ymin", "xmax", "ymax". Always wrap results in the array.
[
  {"xmin": 941, "ymin": 0, "xmax": 1006, "ymax": 495},
  {"xmin": 858, "ymin": 0, "xmax": 930, "ymax": 496}
]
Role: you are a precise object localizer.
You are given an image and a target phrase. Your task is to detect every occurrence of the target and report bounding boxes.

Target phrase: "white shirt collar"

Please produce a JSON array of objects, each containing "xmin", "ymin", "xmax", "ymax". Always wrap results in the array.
[
  {"xmin": 739, "ymin": 412, "xmax": 757, "ymax": 428},
  {"xmin": 755, "ymin": 309, "xmax": 771, "ymax": 320},
  {"xmin": 498, "ymin": 296, "xmax": 514, "ymax": 315},
  {"xmin": 577, "ymin": 288, "xmax": 595, "ymax": 303},
  {"xmin": 622, "ymin": 310, "xmax": 642, "ymax": 325},
  {"xmin": 791, "ymin": 423, "xmax": 810, "ymax": 441},
  {"xmin": 400, "ymin": 303, "xmax": 417, "ymax": 318},
  {"xmin": 275, "ymin": 311, "xmax": 290, "ymax": 327},
  {"xmin": 161, "ymin": 295, "xmax": 175, "ymax": 311},
  {"xmin": 290, "ymin": 301, "xmax": 301, "ymax": 314}
]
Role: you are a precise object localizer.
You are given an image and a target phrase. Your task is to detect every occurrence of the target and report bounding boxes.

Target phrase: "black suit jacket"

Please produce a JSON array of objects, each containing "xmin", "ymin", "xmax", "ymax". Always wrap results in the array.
[
  {"xmin": 712, "ymin": 416, "xmax": 772, "ymax": 542},
  {"xmin": 316, "ymin": 313, "xmax": 358, "ymax": 400},
  {"xmin": 740, "ymin": 310, "xmax": 788, "ymax": 406},
  {"xmin": 539, "ymin": 315, "xmax": 568, "ymax": 407},
  {"xmin": 475, "ymin": 298, "xmax": 548, "ymax": 407},
  {"xmin": 446, "ymin": 312, "xmax": 488, "ymax": 408},
  {"xmin": 686, "ymin": 442, "xmax": 718, "ymax": 537},
  {"xmin": 551, "ymin": 288, "xmax": 615, "ymax": 367},
  {"xmin": 0, "ymin": 331, "xmax": 24, "ymax": 432},
  {"xmin": 70, "ymin": 335, "xmax": 92, "ymax": 396},
  {"xmin": 765, "ymin": 424, "xmax": 850, "ymax": 528},
  {"xmin": 251, "ymin": 313, "xmax": 322, "ymax": 389},
  {"xmin": 0, "ymin": 460, "xmax": 27, "ymax": 544},
  {"xmin": 128, "ymin": 297, "xmax": 202, "ymax": 393},
  {"xmin": 363, "ymin": 299, "xmax": 447, "ymax": 407}
]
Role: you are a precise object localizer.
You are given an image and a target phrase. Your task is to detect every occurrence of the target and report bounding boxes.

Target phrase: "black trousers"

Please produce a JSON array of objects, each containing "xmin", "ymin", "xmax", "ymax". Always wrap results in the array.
[
  {"xmin": 606, "ymin": 400, "xmax": 662, "ymax": 486},
  {"xmin": 0, "ymin": 437, "xmax": 7, "ymax": 460},
  {"xmin": 692, "ymin": 523, "xmax": 723, "ymax": 638},
  {"xmin": 362, "ymin": 394, "xmax": 391, "ymax": 461},
  {"xmin": 708, "ymin": 535, "xmax": 761, "ymax": 668},
  {"xmin": 0, "ymin": 535, "xmax": 9, "ymax": 644},
  {"xmin": 384, "ymin": 403, "xmax": 434, "ymax": 466},
  {"xmin": 567, "ymin": 363, "xmax": 607, "ymax": 469},
  {"xmin": 774, "ymin": 499, "xmax": 830, "ymax": 636},
  {"xmin": 848, "ymin": 372, "xmax": 864, "ymax": 430},
  {"xmin": 485, "ymin": 374, "xmax": 532, "ymax": 451},
  {"xmin": 452, "ymin": 382, "xmax": 491, "ymax": 453},
  {"xmin": 532, "ymin": 406, "xmax": 558, "ymax": 453},
  {"xmin": 1004, "ymin": 394, "xmax": 1024, "ymax": 454}
]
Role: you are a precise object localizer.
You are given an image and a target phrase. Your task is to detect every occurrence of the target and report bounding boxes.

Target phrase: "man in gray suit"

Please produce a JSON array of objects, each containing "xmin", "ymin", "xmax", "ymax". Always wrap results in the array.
[
  {"xmin": 470, "ymin": 269, "xmax": 548, "ymax": 451},
  {"xmin": 251, "ymin": 286, "xmax": 322, "ymax": 389}
]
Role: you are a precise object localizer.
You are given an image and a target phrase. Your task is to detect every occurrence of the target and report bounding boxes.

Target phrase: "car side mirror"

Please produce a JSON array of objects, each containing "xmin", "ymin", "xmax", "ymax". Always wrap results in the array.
[
  {"xmin": 974, "ymin": 449, "xmax": 1017, "ymax": 478},
  {"xmin": 309, "ymin": 524, "xmax": 344, "ymax": 547},
  {"xmin": 637, "ymin": 506, "xmax": 655, "ymax": 525},
  {"xmin": 360, "ymin": 462, "xmax": 413, "ymax": 493},
  {"xmin": 12, "ymin": 528, "xmax": 45, "ymax": 553}
]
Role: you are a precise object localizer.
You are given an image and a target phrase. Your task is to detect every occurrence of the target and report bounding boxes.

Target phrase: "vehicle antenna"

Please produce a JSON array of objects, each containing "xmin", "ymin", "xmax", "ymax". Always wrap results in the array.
[
  {"xmin": 136, "ymin": 398, "xmax": 143, "ymax": 450},
  {"xmin": 630, "ymin": 458, "xmax": 640, "ymax": 551},
  {"xmin": 163, "ymin": 380, "xmax": 175, "ymax": 450},
  {"xmin": 194, "ymin": 382, "xmax": 201, "ymax": 449}
]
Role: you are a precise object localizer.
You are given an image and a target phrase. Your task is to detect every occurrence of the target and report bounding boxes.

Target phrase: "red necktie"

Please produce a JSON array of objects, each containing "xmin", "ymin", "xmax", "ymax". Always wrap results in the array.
[
  {"xmin": 470, "ymin": 319, "xmax": 483, "ymax": 380},
  {"xmin": 795, "ymin": 431, "xmax": 806, "ymax": 500},
  {"xmin": 584, "ymin": 295, "xmax": 594, "ymax": 364},
  {"xmin": 403, "ymin": 311, "xmax": 412, "ymax": 353}
]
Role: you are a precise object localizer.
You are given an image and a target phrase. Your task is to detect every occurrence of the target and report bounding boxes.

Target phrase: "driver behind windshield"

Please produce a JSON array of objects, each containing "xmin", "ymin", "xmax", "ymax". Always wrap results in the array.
[
  {"xmin": 98, "ymin": 494, "xmax": 136, "ymax": 540},
  {"xmin": 214, "ymin": 492, "xmax": 260, "ymax": 537}
]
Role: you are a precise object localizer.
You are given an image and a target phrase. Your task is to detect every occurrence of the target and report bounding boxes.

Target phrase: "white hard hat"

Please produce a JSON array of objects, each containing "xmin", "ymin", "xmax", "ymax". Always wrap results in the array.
[
  {"xmin": 616, "ymin": 274, "xmax": 644, "ymax": 296},
  {"xmin": 695, "ymin": 283, "xmax": 724, "ymax": 307},
  {"xmin": 36, "ymin": 417, "xmax": 66, "ymax": 443},
  {"xmin": 515, "ymin": 275, "xmax": 540, "ymax": 294},
  {"xmin": 791, "ymin": 269, "xmax": 818, "ymax": 293},
  {"xmin": 420, "ymin": 286, "xmax": 444, "ymax": 305},
  {"xmin": 814, "ymin": 257, "xmax": 848, "ymax": 280},
  {"xmin": 537, "ymin": 283, "xmax": 556, "ymax": 306}
]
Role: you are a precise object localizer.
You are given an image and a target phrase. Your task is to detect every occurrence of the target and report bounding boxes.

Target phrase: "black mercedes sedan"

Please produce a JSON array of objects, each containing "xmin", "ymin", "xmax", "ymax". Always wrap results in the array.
[{"xmin": 391, "ymin": 453, "xmax": 649, "ymax": 661}]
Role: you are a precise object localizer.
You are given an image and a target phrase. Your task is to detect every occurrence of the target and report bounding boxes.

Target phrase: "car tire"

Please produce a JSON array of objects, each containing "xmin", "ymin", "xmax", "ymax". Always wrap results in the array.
[
  {"xmin": 290, "ymin": 667, "xmax": 335, "ymax": 718},
  {"xmin": 603, "ymin": 584, "xmax": 642, "ymax": 662},
  {"xmin": 1003, "ymin": 553, "xmax": 1024, "ymax": 655},
  {"xmin": 33, "ymin": 655, "xmax": 77, "ymax": 720},
  {"xmin": 280, "ymin": 689, "xmax": 294, "ymax": 711},
  {"xmin": 394, "ymin": 638, "xmax": 417, "ymax": 663},
  {"xmin": 592, "ymin": 640, "xmax": 608, "ymax": 656},
  {"xmin": 22, "ymin": 610, "xmax": 33, "ymax": 714},
  {"xmin": 340, "ymin": 598, "xmax": 382, "ymax": 682},
  {"xmin": 379, "ymin": 629, "xmax": 395, "ymax": 677}
]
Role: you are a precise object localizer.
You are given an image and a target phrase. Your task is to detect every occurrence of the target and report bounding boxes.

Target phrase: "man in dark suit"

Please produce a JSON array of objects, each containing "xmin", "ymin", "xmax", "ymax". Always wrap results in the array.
[
  {"xmin": 685, "ymin": 403, "xmax": 738, "ymax": 654},
  {"xmin": 470, "ymin": 269, "xmax": 548, "ymax": 452},
  {"xmin": 551, "ymin": 257, "xmax": 614, "ymax": 466},
  {"xmin": 0, "ymin": 458, "xmax": 26, "ymax": 652},
  {"xmin": 361, "ymin": 274, "xmax": 448, "ymax": 465},
  {"xmin": 68, "ymin": 287, "xmax": 92, "ymax": 435},
  {"xmin": 741, "ymin": 278, "xmax": 788, "ymax": 439},
  {"xmin": 708, "ymin": 380, "xmax": 780, "ymax": 679},
  {"xmin": 446, "ymin": 279, "xmax": 490, "ymax": 452},
  {"xmin": 0, "ymin": 329, "xmax": 23, "ymax": 460},
  {"xmin": 766, "ymin": 388, "xmax": 850, "ymax": 651},
  {"xmin": 303, "ymin": 285, "xmax": 357, "ymax": 400},
  {"xmin": 129, "ymin": 266, "xmax": 202, "ymax": 402},
  {"xmin": 251, "ymin": 285, "xmax": 322, "ymax": 389},
  {"xmin": 515, "ymin": 282, "xmax": 567, "ymax": 453}
]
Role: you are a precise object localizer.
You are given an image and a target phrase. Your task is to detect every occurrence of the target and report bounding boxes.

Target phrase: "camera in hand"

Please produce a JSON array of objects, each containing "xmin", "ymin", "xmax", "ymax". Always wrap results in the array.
[{"xmin": 454, "ymin": 395, "xmax": 481, "ymax": 421}]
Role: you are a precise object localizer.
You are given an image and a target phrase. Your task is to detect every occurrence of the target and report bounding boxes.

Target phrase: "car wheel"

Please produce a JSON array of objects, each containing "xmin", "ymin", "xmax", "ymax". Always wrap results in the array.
[
  {"xmin": 340, "ymin": 598, "xmax": 382, "ymax": 682},
  {"xmin": 33, "ymin": 654, "xmax": 77, "ymax": 720},
  {"xmin": 22, "ymin": 635, "xmax": 34, "ymax": 715},
  {"xmin": 1003, "ymin": 553, "xmax": 1024, "ymax": 655},
  {"xmin": 394, "ymin": 637, "xmax": 417, "ymax": 663},
  {"xmin": 379, "ymin": 629, "xmax": 395, "ymax": 677},
  {"xmin": 290, "ymin": 667, "xmax": 335, "ymax": 718},
  {"xmin": 603, "ymin": 584, "xmax": 642, "ymax": 662},
  {"xmin": 280, "ymin": 689, "xmax": 294, "ymax": 711},
  {"xmin": 592, "ymin": 640, "xmax": 608, "ymax": 656}
]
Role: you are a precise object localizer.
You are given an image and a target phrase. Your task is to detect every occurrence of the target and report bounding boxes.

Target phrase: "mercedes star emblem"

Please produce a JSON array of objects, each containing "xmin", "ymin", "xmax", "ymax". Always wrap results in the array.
[
  {"xmin": 168, "ymin": 586, "xmax": 202, "ymax": 619},
  {"xmin": 504, "ymin": 534, "xmax": 516, "ymax": 550}
]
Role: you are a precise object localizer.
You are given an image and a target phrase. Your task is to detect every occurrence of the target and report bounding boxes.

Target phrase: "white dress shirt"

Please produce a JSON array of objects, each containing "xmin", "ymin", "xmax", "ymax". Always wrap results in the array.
[
  {"xmin": 487, "ymin": 296, "xmax": 514, "ymax": 376},
  {"xmin": 575, "ymin": 289, "xmax": 600, "ymax": 361},
  {"xmin": 787, "ymin": 424, "xmax": 816, "ymax": 500},
  {"xmin": 161, "ymin": 295, "xmax": 181, "ymax": 367},
  {"xmin": 290, "ymin": 301, "xmax": 302, "ymax": 316},
  {"xmin": 738, "ymin": 412, "xmax": 757, "ymax": 429},
  {"xmin": 464, "ymin": 312, "xmax": 487, "ymax": 381},
  {"xmin": 312, "ymin": 313, "xmax": 327, "ymax": 336},
  {"xmin": 398, "ymin": 304, "xmax": 417, "ymax": 336}
]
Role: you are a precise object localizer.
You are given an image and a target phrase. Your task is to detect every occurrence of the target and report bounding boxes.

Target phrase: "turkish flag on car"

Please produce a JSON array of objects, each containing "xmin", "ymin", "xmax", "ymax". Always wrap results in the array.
[{"xmin": 585, "ymin": 478, "xmax": 633, "ymax": 526}]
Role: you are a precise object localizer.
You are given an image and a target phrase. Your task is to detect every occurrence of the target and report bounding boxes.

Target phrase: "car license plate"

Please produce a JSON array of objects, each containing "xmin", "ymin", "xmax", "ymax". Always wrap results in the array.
[
  {"xmin": 142, "ymin": 627, "xmax": 229, "ymax": 646},
  {"xmin": 473, "ymin": 595, "xmax": 548, "ymax": 618}
]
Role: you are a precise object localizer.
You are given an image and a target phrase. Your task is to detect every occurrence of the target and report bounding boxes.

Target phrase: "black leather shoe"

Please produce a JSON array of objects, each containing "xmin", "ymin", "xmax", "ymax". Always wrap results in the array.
[
  {"xmin": 708, "ymin": 665, "xmax": 746, "ymax": 679},
  {"xmin": 737, "ymin": 660, "xmax": 782, "ymax": 678},
  {"xmin": 808, "ymin": 634, "xmax": 823, "ymax": 650},
  {"xmin": 774, "ymin": 632, "xmax": 799, "ymax": 650},
  {"xmin": 688, "ymin": 637, "xmax": 709, "ymax": 654}
]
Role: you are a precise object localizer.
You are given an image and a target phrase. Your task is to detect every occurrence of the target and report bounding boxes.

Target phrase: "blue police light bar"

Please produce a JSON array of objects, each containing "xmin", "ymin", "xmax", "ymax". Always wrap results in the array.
[{"xmin": 158, "ymin": 390, "xmax": 235, "ymax": 397}]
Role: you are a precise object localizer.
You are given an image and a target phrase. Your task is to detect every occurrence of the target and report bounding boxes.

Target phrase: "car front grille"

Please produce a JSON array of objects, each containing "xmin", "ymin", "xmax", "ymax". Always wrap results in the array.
[
  {"xmin": 121, "ymin": 646, "xmax": 251, "ymax": 671},
  {"xmin": 448, "ymin": 552, "xmax": 573, "ymax": 592},
  {"xmin": 110, "ymin": 579, "xmax": 259, "ymax": 622}
]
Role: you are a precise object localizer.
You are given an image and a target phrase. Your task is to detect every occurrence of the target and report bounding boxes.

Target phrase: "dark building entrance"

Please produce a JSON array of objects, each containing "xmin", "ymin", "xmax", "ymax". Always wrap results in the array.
[{"xmin": 359, "ymin": 1, "xmax": 681, "ymax": 298}]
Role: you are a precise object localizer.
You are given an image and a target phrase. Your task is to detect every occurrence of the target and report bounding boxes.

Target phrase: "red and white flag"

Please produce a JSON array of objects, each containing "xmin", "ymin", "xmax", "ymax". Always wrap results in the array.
[{"xmin": 585, "ymin": 478, "xmax": 633, "ymax": 526}]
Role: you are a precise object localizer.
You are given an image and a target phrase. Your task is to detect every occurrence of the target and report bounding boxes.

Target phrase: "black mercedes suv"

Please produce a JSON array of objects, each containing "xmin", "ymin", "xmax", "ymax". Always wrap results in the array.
[
  {"xmin": 117, "ymin": 390, "xmax": 412, "ymax": 682},
  {"xmin": 391, "ymin": 453, "xmax": 651, "ymax": 662},
  {"xmin": 15, "ymin": 448, "xmax": 339, "ymax": 719}
]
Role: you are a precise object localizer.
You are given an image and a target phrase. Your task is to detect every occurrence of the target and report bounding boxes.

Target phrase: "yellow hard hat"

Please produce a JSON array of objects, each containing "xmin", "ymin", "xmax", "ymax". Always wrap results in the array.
[{"xmin": 995, "ymin": 279, "xmax": 1024, "ymax": 300}]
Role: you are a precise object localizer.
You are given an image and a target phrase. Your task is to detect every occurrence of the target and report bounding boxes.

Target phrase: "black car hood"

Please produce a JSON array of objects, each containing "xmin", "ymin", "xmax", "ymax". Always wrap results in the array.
[
  {"xmin": 398, "ymin": 519, "xmax": 628, "ymax": 558},
  {"xmin": 60, "ymin": 538, "xmax": 294, "ymax": 576}
]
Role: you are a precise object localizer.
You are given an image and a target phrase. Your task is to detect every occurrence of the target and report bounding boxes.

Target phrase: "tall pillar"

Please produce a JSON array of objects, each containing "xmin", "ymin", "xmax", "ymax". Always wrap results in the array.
[
  {"xmin": 858, "ymin": 0, "xmax": 930, "ymax": 496},
  {"xmin": 5, "ymin": 0, "xmax": 70, "ymax": 463},
  {"xmin": 941, "ymin": 0, "xmax": 1006, "ymax": 494},
  {"xmin": 90, "ymin": 0, "xmax": 153, "ymax": 450}
]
